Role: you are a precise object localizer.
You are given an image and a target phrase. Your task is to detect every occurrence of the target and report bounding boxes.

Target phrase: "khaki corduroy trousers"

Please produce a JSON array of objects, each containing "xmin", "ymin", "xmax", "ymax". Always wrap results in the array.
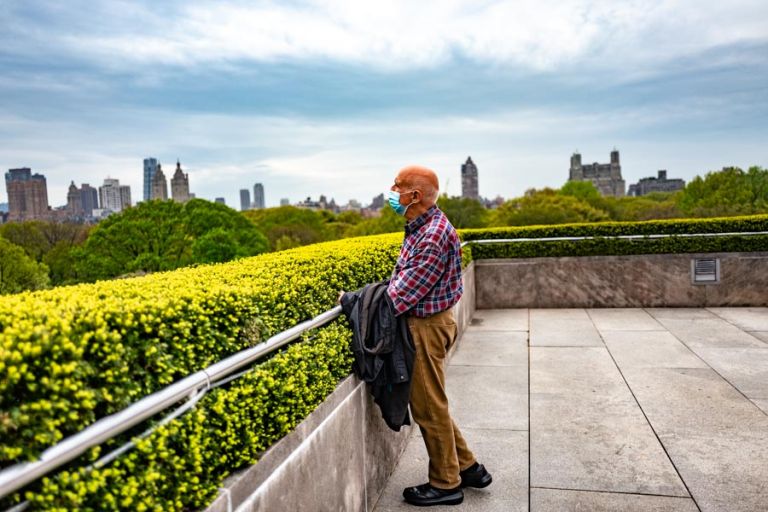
[{"xmin": 407, "ymin": 308, "xmax": 476, "ymax": 489}]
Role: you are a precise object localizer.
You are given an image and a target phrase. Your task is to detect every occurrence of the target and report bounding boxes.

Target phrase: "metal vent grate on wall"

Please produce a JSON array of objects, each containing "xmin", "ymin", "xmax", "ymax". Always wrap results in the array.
[{"xmin": 691, "ymin": 258, "xmax": 720, "ymax": 284}]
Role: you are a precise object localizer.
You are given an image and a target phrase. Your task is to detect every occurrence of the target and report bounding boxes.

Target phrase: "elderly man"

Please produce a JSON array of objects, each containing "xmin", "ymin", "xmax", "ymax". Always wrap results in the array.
[{"xmin": 342, "ymin": 165, "xmax": 492, "ymax": 507}]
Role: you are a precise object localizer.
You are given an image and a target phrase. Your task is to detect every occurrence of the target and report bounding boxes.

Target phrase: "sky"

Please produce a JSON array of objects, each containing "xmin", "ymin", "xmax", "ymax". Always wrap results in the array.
[{"xmin": 1, "ymin": 1, "xmax": 767, "ymax": 208}]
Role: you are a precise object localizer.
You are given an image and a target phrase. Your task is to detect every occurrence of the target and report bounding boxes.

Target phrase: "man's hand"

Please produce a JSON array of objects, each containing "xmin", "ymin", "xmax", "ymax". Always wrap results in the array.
[{"xmin": 337, "ymin": 290, "xmax": 345, "ymax": 305}]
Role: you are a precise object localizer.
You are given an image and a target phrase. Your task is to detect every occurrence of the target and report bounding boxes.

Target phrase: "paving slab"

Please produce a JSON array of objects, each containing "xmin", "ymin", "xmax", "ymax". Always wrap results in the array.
[
  {"xmin": 530, "ymin": 488, "xmax": 699, "ymax": 512},
  {"xmin": 530, "ymin": 347, "xmax": 688, "ymax": 497},
  {"xmin": 447, "ymin": 365, "xmax": 528, "ymax": 431},
  {"xmin": 753, "ymin": 399, "xmax": 768, "ymax": 415},
  {"xmin": 587, "ymin": 308, "xmax": 665, "ymax": 331},
  {"xmin": 601, "ymin": 330, "xmax": 708, "ymax": 369},
  {"xmin": 374, "ymin": 429, "xmax": 528, "ymax": 512},
  {"xmin": 687, "ymin": 347, "xmax": 768, "ymax": 399},
  {"xmin": 647, "ymin": 312, "xmax": 767, "ymax": 348},
  {"xmin": 619, "ymin": 367, "xmax": 768, "ymax": 512},
  {"xmin": 470, "ymin": 308, "xmax": 528, "ymax": 331},
  {"xmin": 621, "ymin": 367, "xmax": 768, "ymax": 433},
  {"xmin": 529, "ymin": 309, "xmax": 603, "ymax": 347},
  {"xmin": 450, "ymin": 330, "xmax": 528, "ymax": 367},
  {"xmin": 707, "ymin": 307, "xmax": 768, "ymax": 331}
]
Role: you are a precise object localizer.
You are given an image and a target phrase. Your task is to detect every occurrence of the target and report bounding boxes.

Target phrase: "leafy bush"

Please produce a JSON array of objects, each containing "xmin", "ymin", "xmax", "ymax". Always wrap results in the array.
[{"xmin": 0, "ymin": 233, "xmax": 402, "ymax": 510}]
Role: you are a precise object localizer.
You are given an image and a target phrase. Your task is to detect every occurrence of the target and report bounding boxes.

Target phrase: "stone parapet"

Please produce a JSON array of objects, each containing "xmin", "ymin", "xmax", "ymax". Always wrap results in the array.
[{"xmin": 475, "ymin": 252, "xmax": 768, "ymax": 308}]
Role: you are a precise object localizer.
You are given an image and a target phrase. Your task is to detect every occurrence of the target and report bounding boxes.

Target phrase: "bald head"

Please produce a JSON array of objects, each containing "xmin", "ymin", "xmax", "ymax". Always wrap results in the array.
[{"xmin": 394, "ymin": 165, "xmax": 440, "ymax": 206}]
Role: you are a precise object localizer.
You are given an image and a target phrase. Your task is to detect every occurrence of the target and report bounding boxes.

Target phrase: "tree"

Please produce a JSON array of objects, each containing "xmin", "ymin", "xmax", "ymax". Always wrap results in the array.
[
  {"xmin": 436, "ymin": 195, "xmax": 489, "ymax": 228},
  {"xmin": 0, "ymin": 221, "xmax": 50, "ymax": 261},
  {"xmin": 243, "ymin": 206, "xmax": 333, "ymax": 250},
  {"xmin": 0, "ymin": 238, "xmax": 50, "ymax": 294},
  {"xmin": 76, "ymin": 199, "xmax": 268, "ymax": 281},
  {"xmin": 490, "ymin": 188, "xmax": 609, "ymax": 226},
  {"xmin": 677, "ymin": 166, "xmax": 768, "ymax": 217},
  {"xmin": 345, "ymin": 206, "xmax": 406, "ymax": 237}
]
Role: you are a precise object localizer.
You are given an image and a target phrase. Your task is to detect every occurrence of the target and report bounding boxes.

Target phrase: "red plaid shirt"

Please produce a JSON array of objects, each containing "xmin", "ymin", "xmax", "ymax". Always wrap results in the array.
[{"xmin": 387, "ymin": 205, "xmax": 463, "ymax": 317}]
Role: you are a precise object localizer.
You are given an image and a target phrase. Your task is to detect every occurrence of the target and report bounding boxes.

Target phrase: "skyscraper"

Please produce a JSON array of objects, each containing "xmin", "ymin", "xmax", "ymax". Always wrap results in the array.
[
  {"xmin": 461, "ymin": 157, "xmax": 479, "ymax": 200},
  {"xmin": 99, "ymin": 178, "xmax": 132, "ymax": 212},
  {"xmin": 67, "ymin": 181, "xmax": 83, "ymax": 216},
  {"xmin": 151, "ymin": 163, "xmax": 168, "ymax": 200},
  {"xmin": 5, "ymin": 167, "xmax": 49, "ymax": 221},
  {"xmin": 252, "ymin": 183, "xmax": 265, "ymax": 209},
  {"xmin": 171, "ymin": 160, "xmax": 190, "ymax": 203},
  {"xmin": 215, "ymin": 197, "xmax": 226, "ymax": 205},
  {"xmin": 240, "ymin": 189, "xmax": 251, "ymax": 211},
  {"xmin": 80, "ymin": 184, "xmax": 99, "ymax": 217},
  {"xmin": 143, "ymin": 158, "xmax": 158, "ymax": 201}
]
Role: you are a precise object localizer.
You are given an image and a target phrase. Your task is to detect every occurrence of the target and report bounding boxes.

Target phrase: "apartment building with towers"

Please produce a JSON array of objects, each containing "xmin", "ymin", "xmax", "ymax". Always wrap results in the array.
[
  {"xmin": 150, "ymin": 163, "xmax": 168, "ymax": 200},
  {"xmin": 568, "ymin": 149, "xmax": 626, "ymax": 197},
  {"xmin": 171, "ymin": 160, "xmax": 190, "ymax": 203}
]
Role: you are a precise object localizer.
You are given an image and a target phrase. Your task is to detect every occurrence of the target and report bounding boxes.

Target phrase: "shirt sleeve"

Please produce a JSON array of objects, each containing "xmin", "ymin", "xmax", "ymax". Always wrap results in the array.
[{"xmin": 386, "ymin": 240, "xmax": 446, "ymax": 316}]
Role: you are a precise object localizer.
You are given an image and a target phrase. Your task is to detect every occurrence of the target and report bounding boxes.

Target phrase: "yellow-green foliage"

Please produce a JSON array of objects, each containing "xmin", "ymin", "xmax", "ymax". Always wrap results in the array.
[
  {"xmin": 1, "ymin": 233, "xmax": 404, "ymax": 510},
  {"xmin": 461, "ymin": 214, "xmax": 768, "ymax": 258}
]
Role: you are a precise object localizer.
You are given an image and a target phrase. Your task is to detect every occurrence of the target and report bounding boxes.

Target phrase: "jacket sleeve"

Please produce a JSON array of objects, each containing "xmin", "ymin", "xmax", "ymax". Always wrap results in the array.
[{"xmin": 386, "ymin": 240, "xmax": 445, "ymax": 316}]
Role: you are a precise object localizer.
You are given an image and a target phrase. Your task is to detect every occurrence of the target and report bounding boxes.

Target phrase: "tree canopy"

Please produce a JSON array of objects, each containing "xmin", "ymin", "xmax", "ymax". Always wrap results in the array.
[
  {"xmin": 0, "ymin": 238, "xmax": 50, "ymax": 294},
  {"xmin": 76, "ymin": 199, "xmax": 268, "ymax": 281},
  {"xmin": 678, "ymin": 166, "xmax": 768, "ymax": 217}
]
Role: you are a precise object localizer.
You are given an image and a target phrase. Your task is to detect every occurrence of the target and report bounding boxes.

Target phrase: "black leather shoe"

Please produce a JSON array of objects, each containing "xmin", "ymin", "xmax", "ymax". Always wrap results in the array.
[
  {"xmin": 402, "ymin": 483, "xmax": 463, "ymax": 506},
  {"xmin": 460, "ymin": 462, "xmax": 493, "ymax": 488}
]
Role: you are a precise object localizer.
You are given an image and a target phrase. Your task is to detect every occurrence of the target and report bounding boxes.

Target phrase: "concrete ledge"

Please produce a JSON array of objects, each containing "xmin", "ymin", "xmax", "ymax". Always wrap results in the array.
[
  {"xmin": 203, "ymin": 262, "xmax": 475, "ymax": 512},
  {"xmin": 476, "ymin": 252, "xmax": 768, "ymax": 308}
]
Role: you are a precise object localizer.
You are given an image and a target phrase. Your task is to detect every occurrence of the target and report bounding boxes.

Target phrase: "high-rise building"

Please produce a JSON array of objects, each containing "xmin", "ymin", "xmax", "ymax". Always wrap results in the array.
[
  {"xmin": 80, "ymin": 184, "xmax": 99, "ymax": 217},
  {"xmin": 280, "ymin": 198, "xmax": 290, "ymax": 206},
  {"xmin": 171, "ymin": 160, "xmax": 190, "ymax": 203},
  {"xmin": 568, "ymin": 149, "xmax": 626, "ymax": 197},
  {"xmin": 215, "ymin": 197, "xmax": 226, "ymax": 205},
  {"xmin": 461, "ymin": 157, "xmax": 479, "ymax": 200},
  {"xmin": 240, "ymin": 189, "xmax": 251, "ymax": 211},
  {"xmin": 5, "ymin": 168, "xmax": 49, "ymax": 221},
  {"xmin": 150, "ymin": 163, "xmax": 168, "ymax": 200},
  {"xmin": 369, "ymin": 193, "xmax": 385, "ymax": 210},
  {"xmin": 252, "ymin": 183, "xmax": 265, "ymax": 209},
  {"xmin": 67, "ymin": 181, "xmax": 83, "ymax": 216},
  {"xmin": 99, "ymin": 178, "xmax": 132, "ymax": 212},
  {"xmin": 143, "ymin": 158, "xmax": 158, "ymax": 201},
  {"xmin": 628, "ymin": 170, "xmax": 686, "ymax": 197}
]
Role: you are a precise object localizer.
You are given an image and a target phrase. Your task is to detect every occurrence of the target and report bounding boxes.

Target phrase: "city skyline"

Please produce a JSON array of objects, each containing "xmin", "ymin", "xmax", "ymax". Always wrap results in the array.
[
  {"xmin": 0, "ymin": 150, "xmax": 745, "ymax": 214},
  {"xmin": 0, "ymin": 1, "xmax": 766, "ymax": 208}
]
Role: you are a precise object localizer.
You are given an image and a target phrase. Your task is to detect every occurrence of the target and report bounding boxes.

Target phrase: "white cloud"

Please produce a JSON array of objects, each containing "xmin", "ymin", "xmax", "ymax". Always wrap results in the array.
[{"xmin": 10, "ymin": 0, "xmax": 766, "ymax": 74}]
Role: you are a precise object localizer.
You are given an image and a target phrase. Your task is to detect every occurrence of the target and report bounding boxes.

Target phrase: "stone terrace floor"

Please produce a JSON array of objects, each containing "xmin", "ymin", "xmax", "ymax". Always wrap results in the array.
[{"xmin": 374, "ymin": 308, "xmax": 768, "ymax": 512}]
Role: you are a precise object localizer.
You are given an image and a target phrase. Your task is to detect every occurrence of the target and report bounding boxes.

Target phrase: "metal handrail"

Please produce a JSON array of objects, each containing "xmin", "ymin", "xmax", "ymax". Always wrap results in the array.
[{"xmin": 2, "ymin": 228, "xmax": 767, "ymax": 500}]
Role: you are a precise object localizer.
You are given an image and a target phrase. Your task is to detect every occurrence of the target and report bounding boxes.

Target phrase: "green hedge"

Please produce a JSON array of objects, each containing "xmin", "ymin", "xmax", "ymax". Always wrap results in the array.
[
  {"xmin": 0, "ymin": 234, "xmax": 403, "ymax": 510},
  {"xmin": 460, "ymin": 214, "xmax": 768, "ymax": 259}
]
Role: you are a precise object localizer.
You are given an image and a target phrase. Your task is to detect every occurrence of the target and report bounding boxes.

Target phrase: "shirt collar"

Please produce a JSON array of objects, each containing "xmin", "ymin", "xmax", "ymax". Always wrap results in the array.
[{"xmin": 405, "ymin": 204, "xmax": 438, "ymax": 235}]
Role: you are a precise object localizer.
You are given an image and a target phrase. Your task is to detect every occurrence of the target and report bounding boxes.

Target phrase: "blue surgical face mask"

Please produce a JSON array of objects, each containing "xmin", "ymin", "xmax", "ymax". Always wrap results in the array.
[{"xmin": 387, "ymin": 190, "xmax": 414, "ymax": 216}]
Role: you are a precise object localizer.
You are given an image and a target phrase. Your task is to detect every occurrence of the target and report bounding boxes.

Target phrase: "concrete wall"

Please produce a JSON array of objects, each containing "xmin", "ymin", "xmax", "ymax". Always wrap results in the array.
[
  {"xmin": 204, "ymin": 262, "xmax": 476, "ymax": 512},
  {"xmin": 475, "ymin": 252, "xmax": 768, "ymax": 308}
]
